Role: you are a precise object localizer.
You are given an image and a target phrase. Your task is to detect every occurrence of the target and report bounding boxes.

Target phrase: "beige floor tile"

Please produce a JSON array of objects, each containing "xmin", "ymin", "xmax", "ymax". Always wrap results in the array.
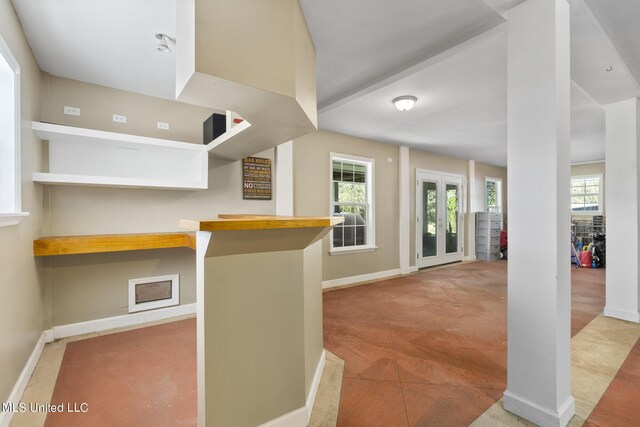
[
  {"xmin": 309, "ymin": 351, "xmax": 345, "ymax": 427},
  {"xmin": 10, "ymin": 341, "xmax": 66, "ymax": 427},
  {"xmin": 470, "ymin": 315, "xmax": 640, "ymax": 426},
  {"xmin": 468, "ymin": 399, "xmax": 536, "ymax": 427}
]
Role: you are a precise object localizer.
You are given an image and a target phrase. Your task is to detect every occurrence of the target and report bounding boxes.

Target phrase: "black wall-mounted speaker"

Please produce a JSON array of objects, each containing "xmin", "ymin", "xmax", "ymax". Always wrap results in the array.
[{"xmin": 203, "ymin": 113, "xmax": 226, "ymax": 144}]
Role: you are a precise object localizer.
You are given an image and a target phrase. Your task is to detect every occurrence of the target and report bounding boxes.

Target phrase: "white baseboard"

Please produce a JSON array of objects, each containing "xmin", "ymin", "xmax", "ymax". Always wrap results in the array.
[
  {"xmin": 322, "ymin": 268, "xmax": 402, "ymax": 290},
  {"xmin": 463, "ymin": 255, "xmax": 477, "ymax": 261},
  {"xmin": 306, "ymin": 350, "xmax": 326, "ymax": 421},
  {"xmin": 258, "ymin": 350, "xmax": 326, "ymax": 427},
  {"xmin": 0, "ymin": 304, "xmax": 197, "ymax": 427},
  {"xmin": 51, "ymin": 303, "xmax": 197, "ymax": 340},
  {"xmin": 0, "ymin": 332, "xmax": 47, "ymax": 427},
  {"xmin": 3, "ymin": 305, "xmax": 320, "ymax": 427},
  {"xmin": 604, "ymin": 306, "xmax": 640, "ymax": 323},
  {"xmin": 503, "ymin": 390, "xmax": 575, "ymax": 427},
  {"xmin": 258, "ymin": 407, "xmax": 308, "ymax": 427},
  {"xmin": 400, "ymin": 266, "xmax": 418, "ymax": 275}
]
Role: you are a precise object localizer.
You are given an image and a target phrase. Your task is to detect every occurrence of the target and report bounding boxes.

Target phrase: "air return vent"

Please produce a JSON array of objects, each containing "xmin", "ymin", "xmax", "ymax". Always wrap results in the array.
[{"xmin": 128, "ymin": 274, "xmax": 179, "ymax": 313}]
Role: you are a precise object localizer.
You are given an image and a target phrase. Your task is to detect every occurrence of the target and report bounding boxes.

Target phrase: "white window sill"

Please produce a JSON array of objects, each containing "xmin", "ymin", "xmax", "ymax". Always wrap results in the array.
[
  {"xmin": 329, "ymin": 245, "xmax": 378, "ymax": 256},
  {"xmin": 0, "ymin": 212, "xmax": 30, "ymax": 228},
  {"xmin": 571, "ymin": 211, "xmax": 603, "ymax": 216}
]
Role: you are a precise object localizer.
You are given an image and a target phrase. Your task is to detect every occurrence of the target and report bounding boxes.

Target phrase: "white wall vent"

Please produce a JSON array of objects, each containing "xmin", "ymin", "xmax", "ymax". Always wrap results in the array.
[{"xmin": 128, "ymin": 274, "xmax": 179, "ymax": 313}]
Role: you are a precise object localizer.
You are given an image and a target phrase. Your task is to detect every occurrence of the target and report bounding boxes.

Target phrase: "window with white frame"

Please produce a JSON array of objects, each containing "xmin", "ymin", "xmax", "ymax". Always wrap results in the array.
[
  {"xmin": 571, "ymin": 174, "xmax": 602, "ymax": 214},
  {"xmin": 486, "ymin": 178, "xmax": 502, "ymax": 213},
  {"xmin": 0, "ymin": 35, "xmax": 26, "ymax": 227},
  {"xmin": 330, "ymin": 154, "xmax": 375, "ymax": 252}
]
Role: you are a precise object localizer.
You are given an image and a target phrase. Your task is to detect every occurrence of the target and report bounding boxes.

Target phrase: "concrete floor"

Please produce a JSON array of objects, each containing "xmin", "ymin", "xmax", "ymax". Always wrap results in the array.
[
  {"xmin": 323, "ymin": 260, "xmax": 638, "ymax": 427},
  {"xmin": 11, "ymin": 260, "xmax": 640, "ymax": 427}
]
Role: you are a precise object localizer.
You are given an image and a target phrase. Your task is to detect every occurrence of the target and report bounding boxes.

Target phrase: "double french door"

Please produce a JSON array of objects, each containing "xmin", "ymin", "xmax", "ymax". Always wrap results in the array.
[{"xmin": 416, "ymin": 170, "xmax": 464, "ymax": 268}]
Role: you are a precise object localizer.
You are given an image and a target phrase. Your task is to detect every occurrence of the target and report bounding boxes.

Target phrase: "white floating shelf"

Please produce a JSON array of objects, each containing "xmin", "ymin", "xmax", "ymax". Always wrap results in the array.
[
  {"xmin": 32, "ymin": 122, "xmax": 205, "ymax": 152},
  {"xmin": 32, "ymin": 122, "xmax": 208, "ymax": 191},
  {"xmin": 206, "ymin": 119, "xmax": 252, "ymax": 159},
  {"xmin": 33, "ymin": 173, "xmax": 207, "ymax": 191}
]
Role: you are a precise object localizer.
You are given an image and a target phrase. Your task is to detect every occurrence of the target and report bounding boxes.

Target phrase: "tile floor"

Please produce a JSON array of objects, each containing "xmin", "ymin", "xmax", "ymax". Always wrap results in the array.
[
  {"xmin": 586, "ymin": 335, "xmax": 640, "ymax": 426},
  {"xmin": 323, "ymin": 261, "xmax": 606, "ymax": 427}
]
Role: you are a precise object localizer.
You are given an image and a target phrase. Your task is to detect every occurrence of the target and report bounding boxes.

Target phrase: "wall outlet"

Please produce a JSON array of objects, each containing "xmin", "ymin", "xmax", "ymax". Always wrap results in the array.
[
  {"xmin": 157, "ymin": 122, "xmax": 170, "ymax": 130},
  {"xmin": 113, "ymin": 114, "xmax": 127, "ymax": 123},
  {"xmin": 63, "ymin": 106, "xmax": 80, "ymax": 116}
]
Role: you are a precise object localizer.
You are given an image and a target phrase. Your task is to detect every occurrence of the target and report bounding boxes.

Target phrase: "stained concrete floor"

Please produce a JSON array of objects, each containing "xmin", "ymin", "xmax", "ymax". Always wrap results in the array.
[
  {"xmin": 10, "ymin": 317, "xmax": 343, "ymax": 427},
  {"xmin": 322, "ymin": 260, "xmax": 640, "ymax": 427},
  {"xmin": 470, "ymin": 314, "xmax": 640, "ymax": 427},
  {"xmin": 10, "ymin": 261, "xmax": 640, "ymax": 427}
]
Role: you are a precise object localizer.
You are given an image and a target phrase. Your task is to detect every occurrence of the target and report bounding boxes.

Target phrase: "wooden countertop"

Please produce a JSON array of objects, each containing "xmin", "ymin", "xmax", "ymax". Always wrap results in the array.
[
  {"xmin": 179, "ymin": 214, "xmax": 344, "ymax": 232},
  {"xmin": 33, "ymin": 216, "xmax": 342, "ymax": 256},
  {"xmin": 34, "ymin": 232, "xmax": 196, "ymax": 256}
]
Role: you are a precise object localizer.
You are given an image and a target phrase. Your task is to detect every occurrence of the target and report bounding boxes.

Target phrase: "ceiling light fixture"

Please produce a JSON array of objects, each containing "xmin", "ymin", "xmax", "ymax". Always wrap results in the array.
[
  {"xmin": 155, "ymin": 33, "xmax": 173, "ymax": 53},
  {"xmin": 393, "ymin": 95, "xmax": 417, "ymax": 112}
]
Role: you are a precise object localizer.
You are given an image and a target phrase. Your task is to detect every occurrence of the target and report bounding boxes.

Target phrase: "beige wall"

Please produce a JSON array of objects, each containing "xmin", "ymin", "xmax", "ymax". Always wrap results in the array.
[
  {"xmin": 0, "ymin": 0, "xmax": 46, "ymax": 403},
  {"xmin": 41, "ymin": 74, "xmax": 219, "ymax": 145},
  {"xmin": 294, "ymin": 0, "xmax": 318, "ymax": 128},
  {"xmin": 40, "ymin": 77, "xmax": 276, "ymax": 325},
  {"xmin": 293, "ymin": 131, "xmax": 400, "ymax": 281},
  {"xmin": 571, "ymin": 161, "xmax": 606, "ymax": 215},
  {"xmin": 303, "ymin": 242, "xmax": 323, "ymax": 397},
  {"xmin": 49, "ymin": 249, "xmax": 195, "ymax": 325},
  {"xmin": 203, "ymin": 249, "xmax": 306, "ymax": 426},
  {"xmin": 195, "ymin": 0, "xmax": 296, "ymax": 98},
  {"xmin": 410, "ymin": 149, "xmax": 469, "ymax": 264}
]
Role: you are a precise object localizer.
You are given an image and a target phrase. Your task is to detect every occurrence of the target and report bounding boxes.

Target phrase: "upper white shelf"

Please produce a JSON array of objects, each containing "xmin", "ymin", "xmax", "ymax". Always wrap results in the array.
[
  {"xmin": 32, "ymin": 122, "xmax": 209, "ymax": 191},
  {"xmin": 206, "ymin": 120, "xmax": 252, "ymax": 158},
  {"xmin": 32, "ymin": 122, "xmax": 206, "ymax": 152}
]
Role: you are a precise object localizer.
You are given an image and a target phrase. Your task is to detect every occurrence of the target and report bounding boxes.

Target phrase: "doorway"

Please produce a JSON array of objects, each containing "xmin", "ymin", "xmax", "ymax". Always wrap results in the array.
[{"xmin": 416, "ymin": 170, "xmax": 464, "ymax": 268}]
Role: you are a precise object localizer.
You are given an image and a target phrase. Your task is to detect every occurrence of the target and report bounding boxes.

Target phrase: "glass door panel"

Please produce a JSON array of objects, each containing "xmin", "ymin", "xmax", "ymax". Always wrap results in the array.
[
  {"xmin": 445, "ymin": 183, "xmax": 459, "ymax": 254},
  {"xmin": 417, "ymin": 171, "xmax": 464, "ymax": 268},
  {"xmin": 422, "ymin": 181, "xmax": 438, "ymax": 257}
]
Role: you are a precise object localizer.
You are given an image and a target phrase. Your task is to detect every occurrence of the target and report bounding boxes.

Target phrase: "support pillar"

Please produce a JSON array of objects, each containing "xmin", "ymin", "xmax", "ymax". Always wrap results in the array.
[
  {"xmin": 276, "ymin": 141, "xmax": 294, "ymax": 216},
  {"xmin": 399, "ymin": 146, "xmax": 411, "ymax": 273},
  {"xmin": 604, "ymin": 98, "xmax": 640, "ymax": 323},
  {"xmin": 467, "ymin": 160, "xmax": 477, "ymax": 260},
  {"xmin": 505, "ymin": 0, "xmax": 574, "ymax": 426},
  {"xmin": 185, "ymin": 216, "xmax": 340, "ymax": 427}
]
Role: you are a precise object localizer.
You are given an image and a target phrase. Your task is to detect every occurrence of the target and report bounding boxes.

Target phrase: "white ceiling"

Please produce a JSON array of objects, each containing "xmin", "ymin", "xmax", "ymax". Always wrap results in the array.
[
  {"xmin": 318, "ymin": 27, "xmax": 605, "ymax": 167},
  {"xmin": 571, "ymin": 0, "xmax": 640, "ymax": 105},
  {"xmin": 319, "ymin": 28, "xmax": 509, "ymax": 166},
  {"xmin": 300, "ymin": 0, "xmax": 504, "ymax": 108},
  {"xmin": 584, "ymin": 0, "xmax": 640, "ymax": 90},
  {"xmin": 480, "ymin": 0, "xmax": 526, "ymax": 15},
  {"xmin": 571, "ymin": 83, "xmax": 606, "ymax": 164},
  {"xmin": 11, "ymin": 0, "xmax": 639, "ymax": 166},
  {"xmin": 11, "ymin": 0, "xmax": 177, "ymax": 100},
  {"xmin": 306, "ymin": 0, "xmax": 638, "ymax": 166}
]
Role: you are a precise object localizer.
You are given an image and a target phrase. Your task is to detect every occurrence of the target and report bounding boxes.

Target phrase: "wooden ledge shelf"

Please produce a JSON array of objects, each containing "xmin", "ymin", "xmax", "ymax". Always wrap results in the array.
[
  {"xmin": 179, "ymin": 214, "xmax": 344, "ymax": 232},
  {"xmin": 34, "ymin": 232, "xmax": 196, "ymax": 257}
]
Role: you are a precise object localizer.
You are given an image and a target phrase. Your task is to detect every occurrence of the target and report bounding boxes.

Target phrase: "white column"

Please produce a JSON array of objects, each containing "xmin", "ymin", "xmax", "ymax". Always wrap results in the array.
[
  {"xmin": 275, "ymin": 141, "xmax": 294, "ymax": 216},
  {"xmin": 505, "ymin": 1, "xmax": 574, "ymax": 426},
  {"xmin": 399, "ymin": 146, "xmax": 411, "ymax": 273},
  {"xmin": 604, "ymin": 99, "xmax": 640, "ymax": 323},
  {"xmin": 467, "ymin": 160, "xmax": 477, "ymax": 260}
]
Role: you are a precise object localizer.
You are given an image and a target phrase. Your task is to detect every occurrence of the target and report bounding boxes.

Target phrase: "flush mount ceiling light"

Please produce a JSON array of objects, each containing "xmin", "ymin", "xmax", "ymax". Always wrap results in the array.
[
  {"xmin": 155, "ymin": 33, "xmax": 173, "ymax": 53},
  {"xmin": 393, "ymin": 95, "xmax": 417, "ymax": 112}
]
